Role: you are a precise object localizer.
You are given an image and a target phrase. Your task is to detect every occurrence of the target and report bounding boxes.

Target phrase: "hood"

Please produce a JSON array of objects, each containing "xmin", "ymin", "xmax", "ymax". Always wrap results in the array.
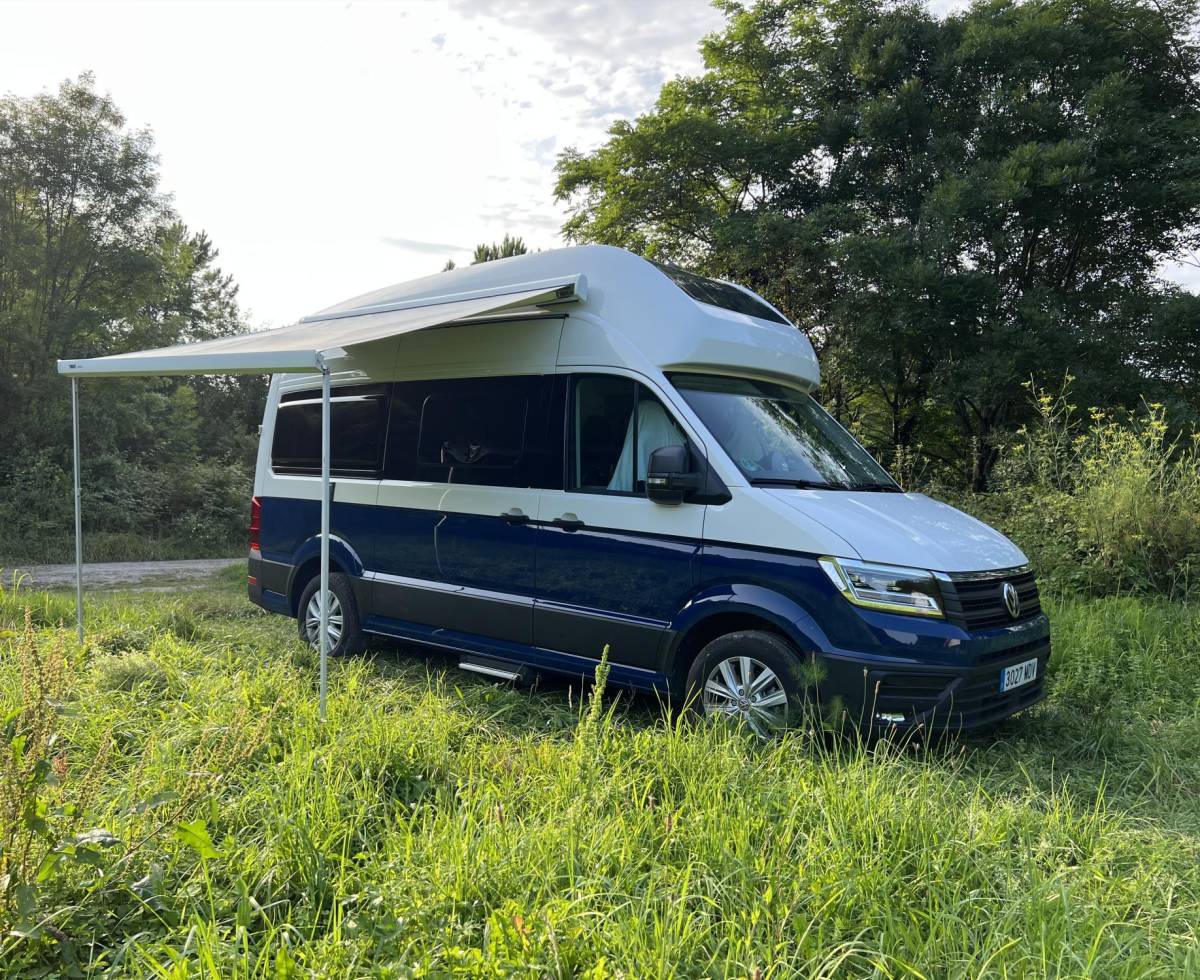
[{"xmin": 763, "ymin": 490, "xmax": 1028, "ymax": 573}]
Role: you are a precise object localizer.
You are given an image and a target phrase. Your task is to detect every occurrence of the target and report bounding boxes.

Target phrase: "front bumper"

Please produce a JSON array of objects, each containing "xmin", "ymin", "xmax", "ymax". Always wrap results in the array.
[{"xmin": 825, "ymin": 632, "xmax": 1051, "ymax": 732}]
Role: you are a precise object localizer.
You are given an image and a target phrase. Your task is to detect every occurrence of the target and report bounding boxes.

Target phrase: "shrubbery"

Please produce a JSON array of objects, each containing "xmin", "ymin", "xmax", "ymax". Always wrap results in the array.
[
  {"xmin": 0, "ymin": 451, "xmax": 250, "ymax": 564},
  {"xmin": 946, "ymin": 384, "xmax": 1200, "ymax": 599}
]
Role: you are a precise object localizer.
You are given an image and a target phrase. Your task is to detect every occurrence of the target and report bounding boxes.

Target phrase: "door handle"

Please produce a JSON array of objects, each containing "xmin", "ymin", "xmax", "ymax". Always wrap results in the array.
[
  {"xmin": 551, "ymin": 513, "xmax": 585, "ymax": 532},
  {"xmin": 500, "ymin": 508, "xmax": 530, "ymax": 525}
]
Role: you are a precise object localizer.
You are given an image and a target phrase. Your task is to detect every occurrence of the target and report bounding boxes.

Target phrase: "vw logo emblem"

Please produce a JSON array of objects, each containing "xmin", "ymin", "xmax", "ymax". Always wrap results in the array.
[{"xmin": 1002, "ymin": 581, "xmax": 1021, "ymax": 618}]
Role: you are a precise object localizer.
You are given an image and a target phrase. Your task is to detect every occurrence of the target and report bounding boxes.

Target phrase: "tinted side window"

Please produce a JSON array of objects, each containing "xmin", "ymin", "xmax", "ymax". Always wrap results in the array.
[
  {"xmin": 418, "ymin": 390, "xmax": 527, "ymax": 469},
  {"xmin": 570, "ymin": 375, "xmax": 688, "ymax": 494},
  {"xmin": 385, "ymin": 376, "xmax": 551, "ymax": 488},
  {"xmin": 540, "ymin": 375, "xmax": 567, "ymax": 491},
  {"xmin": 271, "ymin": 385, "xmax": 389, "ymax": 476},
  {"xmin": 572, "ymin": 375, "xmax": 634, "ymax": 491}
]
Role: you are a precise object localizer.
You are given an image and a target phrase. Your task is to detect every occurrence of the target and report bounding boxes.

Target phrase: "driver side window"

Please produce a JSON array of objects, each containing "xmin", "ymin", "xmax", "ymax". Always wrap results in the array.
[{"xmin": 570, "ymin": 375, "xmax": 687, "ymax": 494}]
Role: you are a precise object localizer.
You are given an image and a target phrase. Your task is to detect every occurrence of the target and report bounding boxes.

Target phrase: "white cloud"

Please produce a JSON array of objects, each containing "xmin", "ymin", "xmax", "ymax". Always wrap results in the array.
[
  {"xmin": 380, "ymin": 236, "xmax": 469, "ymax": 254},
  {"xmin": 0, "ymin": 0, "xmax": 723, "ymax": 326},
  {"xmin": 1159, "ymin": 258, "xmax": 1200, "ymax": 292},
  {"xmin": 447, "ymin": 0, "xmax": 724, "ymax": 122}
]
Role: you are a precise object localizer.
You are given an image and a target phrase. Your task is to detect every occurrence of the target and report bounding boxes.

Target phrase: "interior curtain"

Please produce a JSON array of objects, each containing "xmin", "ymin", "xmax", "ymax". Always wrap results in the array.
[{"xmin": 608, "ymin": 399, "xmax": 687, "ymax": 491}]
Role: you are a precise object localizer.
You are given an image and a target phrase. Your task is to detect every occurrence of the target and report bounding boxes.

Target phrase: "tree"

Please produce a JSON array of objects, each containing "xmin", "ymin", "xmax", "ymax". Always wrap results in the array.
[
  {"xmin": 472, "ymin": 234, "xmax": 528, "ymax": 263},
  {"xmin": 555, "ymin": 0, "xmax": 1200, "ymax": 488},
  {"xmin": 0, "ymin": 74, "xmax": 262, "ymax": 560},
  {"xmin": 0, "ymin": 73, "xmax": 164, "ymax": 384}
]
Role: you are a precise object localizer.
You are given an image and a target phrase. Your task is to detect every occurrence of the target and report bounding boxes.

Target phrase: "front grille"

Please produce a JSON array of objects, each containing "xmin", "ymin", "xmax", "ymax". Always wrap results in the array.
[
  {"xmin": 973, "ymin": 633, "xmax": 1049, "ymax": 667},
  {"xmin": 941, "ymin": 568, "xmax": 1041, "ymax": 632}
]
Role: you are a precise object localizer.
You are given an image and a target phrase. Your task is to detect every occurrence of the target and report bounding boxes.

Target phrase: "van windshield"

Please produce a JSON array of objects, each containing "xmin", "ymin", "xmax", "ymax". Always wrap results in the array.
[{"xmin": 671, "ymin": 374, "xmax": 898, "ymax": 491}]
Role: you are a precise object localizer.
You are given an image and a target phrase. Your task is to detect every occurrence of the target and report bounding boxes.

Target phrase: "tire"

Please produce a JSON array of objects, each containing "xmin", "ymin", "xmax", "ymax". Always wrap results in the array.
[
  {"xmin": 684, "ymin": 630, "xmax": 813, "ymax": 736},
  {"xmin": 296, "ymin": 572, "xmax": 365, "ymax": 657}
]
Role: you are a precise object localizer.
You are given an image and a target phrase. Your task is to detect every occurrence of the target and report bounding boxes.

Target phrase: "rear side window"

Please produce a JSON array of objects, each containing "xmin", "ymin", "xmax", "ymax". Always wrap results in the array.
[
  {"xmin": 418, "ymin": 390, "xmax": 527, "ymax": 470},
  {"xmin": 651, "ymin": 261, "xmax": 789, "ymax": 325},
  {"xmin": 385, "ymin": 376, "xmax": 553, "ymax": 488},
  {"xmin": 271, "ymin": 385, "xmax": 389, "ymax": 476}
]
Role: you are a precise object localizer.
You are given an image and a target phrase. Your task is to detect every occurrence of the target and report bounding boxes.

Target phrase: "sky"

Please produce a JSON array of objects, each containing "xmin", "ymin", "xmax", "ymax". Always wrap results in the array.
[{"xmin": 2, "ymin": 0, "xmax": 1196, "ymax": 329}]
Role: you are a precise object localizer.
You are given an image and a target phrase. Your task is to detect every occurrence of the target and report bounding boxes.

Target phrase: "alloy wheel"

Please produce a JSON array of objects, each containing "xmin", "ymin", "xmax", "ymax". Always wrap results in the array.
[
  {"xmin": 304, "ymin": 590, "xmax": 343, "ymax": 650},
  {"xmin": 702, "ymin": 655, "xmax": 789, "ymax": 736}
]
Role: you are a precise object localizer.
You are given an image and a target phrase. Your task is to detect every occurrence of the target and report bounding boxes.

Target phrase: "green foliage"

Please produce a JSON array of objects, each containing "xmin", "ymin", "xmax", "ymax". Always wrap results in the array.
[
  {"xmin": 944, "ymin": 383, "xmax": 1200, "ymax": 597},
  {"xmin": 91, "ymin": 652, "xmax": 169, "ymax": 694},
  {"xmin": 555, "ymin": 0, "xmax": 1200, "ymax": 488},
  {"xmin": 442, "ymin": 234, "xmax": 531, "ymax": 272},
  {"xmin": 0, "ymin": 74, "xmax": 264, "ymax": 563},
  {"xmin": 0, "ymin": 573, "xmax": 1197, "ymax": 974},
  {"xmin": 471, "ymin": 233, "xmax": 529, "ymax": 264}
]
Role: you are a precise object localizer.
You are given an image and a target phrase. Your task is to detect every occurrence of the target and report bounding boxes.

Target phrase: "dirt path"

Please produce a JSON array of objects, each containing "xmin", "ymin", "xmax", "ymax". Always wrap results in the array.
[{"xmin": 2, "ymin": 558, "xmax": 241, "ymax": 590}]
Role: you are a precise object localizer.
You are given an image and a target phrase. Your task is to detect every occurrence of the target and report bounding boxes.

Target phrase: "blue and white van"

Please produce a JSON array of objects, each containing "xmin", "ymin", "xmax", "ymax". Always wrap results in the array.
[{"xmin": 248, "ymin": 245, "xmax": 1049, "ymax": 734}]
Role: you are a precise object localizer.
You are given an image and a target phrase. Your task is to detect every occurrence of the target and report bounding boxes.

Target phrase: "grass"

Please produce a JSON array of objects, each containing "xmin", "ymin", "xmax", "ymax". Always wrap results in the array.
[{"xmin": 1, "ymin": 568, "xmax": 1197, "ymax": 977}]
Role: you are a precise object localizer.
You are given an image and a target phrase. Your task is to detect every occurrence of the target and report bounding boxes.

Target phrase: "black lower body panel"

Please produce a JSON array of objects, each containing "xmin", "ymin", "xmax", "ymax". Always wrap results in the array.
[{"xmin": 856, "ymin": 636, "xmax": 1051, "ymax": 733}]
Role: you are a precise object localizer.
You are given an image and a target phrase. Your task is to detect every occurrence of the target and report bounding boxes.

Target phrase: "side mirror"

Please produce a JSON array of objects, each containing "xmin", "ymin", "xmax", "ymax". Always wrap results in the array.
[{"xmin": 646, "ymin": 444, "xmax": 702, "ymax": 503}]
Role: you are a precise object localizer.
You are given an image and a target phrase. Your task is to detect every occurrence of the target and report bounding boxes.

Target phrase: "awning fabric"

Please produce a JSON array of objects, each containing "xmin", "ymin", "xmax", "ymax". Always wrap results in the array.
[{"xmin": 56, "ymin": 274, "xmax": 584, "ymax": 377}]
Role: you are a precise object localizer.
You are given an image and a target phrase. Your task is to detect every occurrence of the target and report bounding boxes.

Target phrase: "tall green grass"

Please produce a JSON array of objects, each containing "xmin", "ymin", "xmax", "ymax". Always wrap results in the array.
[{"xmin": 1, "ymin": 576, "xmax": 1197, "ymax": 977}]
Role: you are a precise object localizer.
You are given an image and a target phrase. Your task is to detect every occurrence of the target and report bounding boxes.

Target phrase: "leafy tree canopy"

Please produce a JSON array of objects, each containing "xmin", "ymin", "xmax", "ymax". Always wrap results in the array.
[
  {"xmin": 472, "ymin": 234, "xmax": 529, "ymax": 264},
  {"xmin": 442, "ymin": 234, "xmax": 530, "ymax": 271},
  {"xmin": 0, "ymin": 74, "xmax": 263, "ymax": 560},
  {"xmin": 555, "ymin": 0, "xmax": 1200, "ymax": 487}
]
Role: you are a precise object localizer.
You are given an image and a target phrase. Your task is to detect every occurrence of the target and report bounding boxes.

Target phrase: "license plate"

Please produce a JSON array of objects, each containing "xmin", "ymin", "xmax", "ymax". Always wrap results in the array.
[{"xmin": 1000, "ymin": 658, "xmax": 1038, "ymax": 692}]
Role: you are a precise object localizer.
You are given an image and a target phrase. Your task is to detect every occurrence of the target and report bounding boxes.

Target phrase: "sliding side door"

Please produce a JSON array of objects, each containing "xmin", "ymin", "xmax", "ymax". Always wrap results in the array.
[{"xmin": 370, "ymin": 375, "xmax": 554, "ymax": 646}]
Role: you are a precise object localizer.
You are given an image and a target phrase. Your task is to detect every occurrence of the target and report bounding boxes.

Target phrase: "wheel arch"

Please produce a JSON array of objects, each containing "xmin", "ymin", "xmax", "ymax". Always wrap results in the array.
[
  {"xmin": 286, "ymin": 534, "xmax": 363, "ymax": 615},
  {"xmin": 662, "ymin": 584, "xmax": 833, "ymax": 695}
]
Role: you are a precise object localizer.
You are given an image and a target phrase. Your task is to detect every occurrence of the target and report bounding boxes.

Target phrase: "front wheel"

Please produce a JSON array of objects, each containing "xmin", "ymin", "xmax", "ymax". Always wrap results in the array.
[
  {"xmin": 685, "ymin": 630, "xmax": 812, "ymax": 736},
  {"xmin": 297, "ymin": 572, "xmax": 364, "ymax": 657}
]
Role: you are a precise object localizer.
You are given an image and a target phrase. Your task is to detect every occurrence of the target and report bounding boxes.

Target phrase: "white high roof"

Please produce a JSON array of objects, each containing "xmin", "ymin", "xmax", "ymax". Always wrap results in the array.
[{"xmin": 56, "ymin": 245, "xmax": 819, "ymax": 387}]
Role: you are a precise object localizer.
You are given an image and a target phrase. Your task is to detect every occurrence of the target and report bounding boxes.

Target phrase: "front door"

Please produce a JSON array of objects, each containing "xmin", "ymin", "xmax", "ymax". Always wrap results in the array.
[{"xmin": 534, "ymin": 374, "xmax": 706, "ymax": 670}]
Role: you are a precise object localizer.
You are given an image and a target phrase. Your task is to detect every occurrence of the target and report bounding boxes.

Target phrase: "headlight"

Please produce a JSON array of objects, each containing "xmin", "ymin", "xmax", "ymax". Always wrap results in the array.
[{"xmin": 818, "ymin": 557, "xmax": 944, "ymax": 618}]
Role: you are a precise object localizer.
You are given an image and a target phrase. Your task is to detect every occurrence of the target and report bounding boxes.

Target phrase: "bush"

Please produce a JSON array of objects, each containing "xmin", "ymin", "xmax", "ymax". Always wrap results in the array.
[
  {"xmin": 964, "ymin": 384, "xmax": 1200, "ymax": 598},
  {"xmin": 0, "ymin": 455, "xmax": 249, "ymax": 564}
]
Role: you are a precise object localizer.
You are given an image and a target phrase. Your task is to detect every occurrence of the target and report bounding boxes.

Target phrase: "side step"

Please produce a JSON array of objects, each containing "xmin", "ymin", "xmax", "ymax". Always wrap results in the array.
[{"xmin": 457, "ymin": 654, "xmax": 531, "ymax": 684}]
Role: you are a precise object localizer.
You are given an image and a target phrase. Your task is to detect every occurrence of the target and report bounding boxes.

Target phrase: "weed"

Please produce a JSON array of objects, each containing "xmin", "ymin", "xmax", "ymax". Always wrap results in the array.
[{"xmin": 969, "ymin": 382, "xmax": 1200, "ymax": 599}]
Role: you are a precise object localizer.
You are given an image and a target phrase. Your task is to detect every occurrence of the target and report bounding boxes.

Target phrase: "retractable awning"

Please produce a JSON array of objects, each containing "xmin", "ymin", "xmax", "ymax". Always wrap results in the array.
[
  {"xmin": 56, "ymin": 272, "xmax": 586, "ymax": 719},
  {"xmin": 57, "ymin": 274, "xmax": 585, "ymax": 377}
]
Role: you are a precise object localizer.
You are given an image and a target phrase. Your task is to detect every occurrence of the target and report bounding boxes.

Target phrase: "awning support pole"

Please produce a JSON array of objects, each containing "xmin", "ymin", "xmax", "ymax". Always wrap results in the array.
[
  {"xmin": 71, "ymin": 377, "xmax": 84, "ymax": 644},
  {"xmin": 319, "ymin": 362, "xmax": 331, "ymax": 721}
]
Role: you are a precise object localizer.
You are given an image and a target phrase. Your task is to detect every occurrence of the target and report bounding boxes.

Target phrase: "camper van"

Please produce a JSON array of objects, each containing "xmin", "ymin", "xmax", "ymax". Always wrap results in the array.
[{"xmin": 248, "ymin": 245, "xmax": 1048, "ymax": 734}]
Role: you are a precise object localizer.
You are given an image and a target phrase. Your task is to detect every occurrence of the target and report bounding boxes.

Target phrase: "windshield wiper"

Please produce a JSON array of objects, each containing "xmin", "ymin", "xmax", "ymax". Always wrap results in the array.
[
  {"xmin": 749, "ymin": 477, "xmax": 847, "ymax": 490},
  {"xmin": 845, "ymin": 481, "xmax": 903, "ymax": 493}
]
